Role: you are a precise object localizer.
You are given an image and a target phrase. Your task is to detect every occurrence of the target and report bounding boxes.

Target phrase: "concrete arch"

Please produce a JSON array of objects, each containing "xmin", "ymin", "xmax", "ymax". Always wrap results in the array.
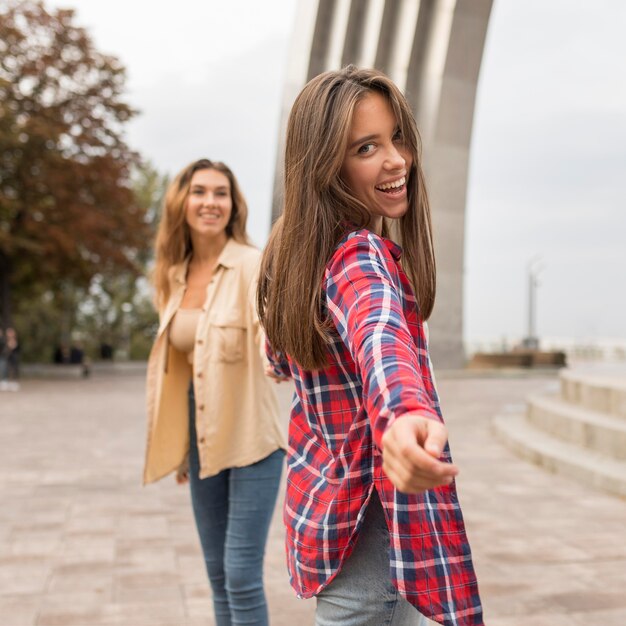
[{"xmin": 272, "ymin": 0, "xmax": 493, "ymax": 368}]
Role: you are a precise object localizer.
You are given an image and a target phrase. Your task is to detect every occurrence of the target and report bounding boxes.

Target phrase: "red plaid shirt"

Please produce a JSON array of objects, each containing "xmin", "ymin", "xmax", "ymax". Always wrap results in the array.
[{"xmin": 268, "ymin": 230, "xmax": 483, "ymax": 626}]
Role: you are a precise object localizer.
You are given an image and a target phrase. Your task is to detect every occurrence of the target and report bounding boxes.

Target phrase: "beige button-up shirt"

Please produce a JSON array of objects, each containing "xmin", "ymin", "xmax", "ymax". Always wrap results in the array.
[{"xmin": 143, "ymin": 238, "xmax": 287, "ymax": 484}]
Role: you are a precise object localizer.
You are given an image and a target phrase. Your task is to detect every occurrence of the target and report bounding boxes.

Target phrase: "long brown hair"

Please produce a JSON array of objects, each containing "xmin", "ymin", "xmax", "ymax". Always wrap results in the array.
[
  {"xmin": 153, "ymin": 159, "xmax": 250, "ymax": 308},
  {"xmin": 257, "ymin": 66, "xmax": 436, "ymax": 369}
]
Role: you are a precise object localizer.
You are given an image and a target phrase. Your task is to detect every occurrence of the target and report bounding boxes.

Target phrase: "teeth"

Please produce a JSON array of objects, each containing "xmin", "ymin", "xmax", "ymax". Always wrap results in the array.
[{"xmin": 376, "ymin": 176, "xmax": 405, "ymax": 191}]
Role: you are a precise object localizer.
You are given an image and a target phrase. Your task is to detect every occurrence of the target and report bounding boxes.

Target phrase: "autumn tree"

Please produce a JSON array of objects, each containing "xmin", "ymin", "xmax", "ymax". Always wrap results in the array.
[
  {"xmin": 0, "ymin": 0, "xmax": 150, "ymax": 335},
  {"xmin": 6, "ymin": 159, "xmax": 167, "ymax": 363}
]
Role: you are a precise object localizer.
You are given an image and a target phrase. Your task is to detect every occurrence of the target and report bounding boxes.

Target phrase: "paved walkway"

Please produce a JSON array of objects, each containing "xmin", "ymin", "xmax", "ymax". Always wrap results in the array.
[{"xmin": 0, "ymin": 371, "xmax": 624, "ymax": 625}]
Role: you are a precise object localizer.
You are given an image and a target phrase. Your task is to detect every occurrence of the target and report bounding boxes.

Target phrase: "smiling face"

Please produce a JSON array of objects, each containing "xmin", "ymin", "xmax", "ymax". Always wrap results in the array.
[
  {"xmin": 184, "ymin": 168, "xmax": 232, "ymax": 243},
  {"xmin": 340, "ymin": 91, "xmax": 413, "ymax": 234}
]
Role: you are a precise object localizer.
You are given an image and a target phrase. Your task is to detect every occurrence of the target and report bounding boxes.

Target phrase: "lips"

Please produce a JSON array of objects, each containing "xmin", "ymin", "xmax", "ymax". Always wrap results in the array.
[{"xmin": 375, "ymin": 175, "xmax": 406, "ymax": 195}]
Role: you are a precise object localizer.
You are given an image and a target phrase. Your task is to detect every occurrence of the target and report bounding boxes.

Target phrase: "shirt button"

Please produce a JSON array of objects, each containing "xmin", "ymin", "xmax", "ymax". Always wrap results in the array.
[
  {"xmin": 197, "ymin": 339, "xmax": 203, "ymax": 345},
  {"xmin": 197, "ymin": 372, "xmax": 203, "ymax": 379},
  {"xmin": 199, "ymin": 436, "xmax": 206, "ymax": 444},
  {"xmin": 198, "ymin": 404, "xmax": 205, "ymax": 411}
]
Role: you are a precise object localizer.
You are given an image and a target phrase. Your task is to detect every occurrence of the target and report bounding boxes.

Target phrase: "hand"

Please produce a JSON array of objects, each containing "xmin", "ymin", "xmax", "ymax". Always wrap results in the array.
[
  {"xmin": 381, "ymin": 413, "xmax": 458, "ymax": 494},
  {"xmin": 175, "ymin": 467, "xmax": 189, "ymax": 485},
  {"xmin": 264, "ymin": 364, "xmax": 289, "ymax": 384}
]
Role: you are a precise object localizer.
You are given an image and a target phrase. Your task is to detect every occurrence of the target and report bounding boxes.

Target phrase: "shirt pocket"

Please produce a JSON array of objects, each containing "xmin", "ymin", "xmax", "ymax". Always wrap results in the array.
[{"xmin": 210, "ymin": 312, "xmax": 247, "ymax": 363}]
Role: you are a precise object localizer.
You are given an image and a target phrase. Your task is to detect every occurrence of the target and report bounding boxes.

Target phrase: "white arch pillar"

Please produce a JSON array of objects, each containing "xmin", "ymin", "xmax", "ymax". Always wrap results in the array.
[{"xmin": 272, "ymin": 0, "xmax": 493, "ymax": 368}]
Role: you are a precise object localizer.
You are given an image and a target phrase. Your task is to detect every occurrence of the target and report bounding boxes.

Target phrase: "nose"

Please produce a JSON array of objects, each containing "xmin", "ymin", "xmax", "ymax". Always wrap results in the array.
[
  {"xmin": 202, "ymin": 192, "xmax": 217, "ymax": 206},
  {"xmin": 384, "ymin": 144, "xmax": 406, "ymax": 170}
]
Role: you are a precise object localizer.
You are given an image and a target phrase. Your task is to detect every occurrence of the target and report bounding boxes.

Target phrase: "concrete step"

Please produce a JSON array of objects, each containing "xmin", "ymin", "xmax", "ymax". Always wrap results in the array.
[
  {"xmin": 527, "ymin": 394, "xmax": 626, "ymax": 460},
  {"xmin": 493, "ymin": 412, "xmax": 626, "ymax": 499},
  {"xmin": 560, "ymin": 370, "xmax": 626, "ymax": 419}
]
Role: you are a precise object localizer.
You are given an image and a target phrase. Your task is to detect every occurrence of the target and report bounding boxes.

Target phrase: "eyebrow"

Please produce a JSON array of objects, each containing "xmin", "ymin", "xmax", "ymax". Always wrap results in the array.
[
  {"xmin": 348, "ymin": 133, "xmax": 379, "ymax": 150},
  {"xmin": 190, "ymin": 184, "xmax": 229, "ymax": 190}
]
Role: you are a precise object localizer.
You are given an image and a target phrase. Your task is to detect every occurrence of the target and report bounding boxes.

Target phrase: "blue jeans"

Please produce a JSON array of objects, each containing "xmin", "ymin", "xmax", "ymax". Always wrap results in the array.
[
  {"xmin": 315, "ymin": 491, "xmax": 427, "ymax": 626},
  {"xmin": 188, "ymin": 387, "xmax": 284, "ymax": 626}
]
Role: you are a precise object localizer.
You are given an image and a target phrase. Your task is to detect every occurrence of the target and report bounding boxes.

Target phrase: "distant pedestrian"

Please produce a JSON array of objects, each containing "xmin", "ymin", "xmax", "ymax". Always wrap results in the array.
[
  {"xmin": 0, "ymin": 328, "xmax": 7, "ymax": 390},
  {"xmin": 143, "ymin": 159, "xmax": 286, "ymax": 626},
  {"xmin": 2, "ymin": 328, "xmax": 20, "ymax": 391},
  {"xmin": 257, "ymin": 66, "xmax": 483, "ymax": 625}
]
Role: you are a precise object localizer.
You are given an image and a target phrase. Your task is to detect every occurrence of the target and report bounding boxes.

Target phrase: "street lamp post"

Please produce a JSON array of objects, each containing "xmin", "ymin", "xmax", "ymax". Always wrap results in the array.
[
  {"xmin": 524, "ymin": 257, "xmax": 544, "ymax": 350},
  {"xmin": 121, "ymin": 302, "xmax": 133, "ymax": 360}
]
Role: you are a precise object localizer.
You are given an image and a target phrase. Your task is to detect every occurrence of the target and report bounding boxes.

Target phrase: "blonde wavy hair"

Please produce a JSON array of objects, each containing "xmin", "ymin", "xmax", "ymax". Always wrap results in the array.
[{"xmin": 153, "ymin": 159, "xmax": 250, "ymax": 308}]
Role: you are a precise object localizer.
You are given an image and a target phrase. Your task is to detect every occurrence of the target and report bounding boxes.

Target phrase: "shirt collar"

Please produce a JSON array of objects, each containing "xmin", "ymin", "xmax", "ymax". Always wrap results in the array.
[
  {"xmin": 341, "ymin": 222, "xmax": 403, "ymax": 261},
  {"xmin": 382, "ymin": 238, "xmax": 403, "ymax": 261}
]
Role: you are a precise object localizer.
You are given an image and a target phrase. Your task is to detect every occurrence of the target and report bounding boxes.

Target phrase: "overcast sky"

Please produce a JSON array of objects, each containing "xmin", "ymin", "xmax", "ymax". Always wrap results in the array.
[{"xmin": 45, "ymin": 0, "xmax": 626, "ymax": 346}]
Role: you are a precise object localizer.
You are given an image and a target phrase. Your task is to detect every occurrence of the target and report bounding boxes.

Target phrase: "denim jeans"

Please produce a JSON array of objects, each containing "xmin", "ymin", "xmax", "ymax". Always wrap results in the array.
[
  {"xmin": 188, "ymin": 386, "xmax": 284, "ymax": 626},
  {"xmin": 315, "ymin": 491, "xmax": 428, "ymax": 626}
]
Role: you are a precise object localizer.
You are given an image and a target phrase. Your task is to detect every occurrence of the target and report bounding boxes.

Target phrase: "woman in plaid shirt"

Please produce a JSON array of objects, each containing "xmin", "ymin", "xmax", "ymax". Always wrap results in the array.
[{"xmin": 258, "ymin": 66, "xmax": 483, "ymax": 626}]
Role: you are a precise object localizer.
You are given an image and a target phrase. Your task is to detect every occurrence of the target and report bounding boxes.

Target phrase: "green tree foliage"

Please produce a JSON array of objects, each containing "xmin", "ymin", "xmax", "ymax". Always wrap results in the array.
[
  {"xmin": 13, "ymin": 161, "xmax": 167, "ymax": 362},
  {"xmin": 72, "ymin": 162, "xmax": 167, "ymax": 361},
  {"xmin": 0, "ymin": 0, "xmax": 149, "ymax": 332}
]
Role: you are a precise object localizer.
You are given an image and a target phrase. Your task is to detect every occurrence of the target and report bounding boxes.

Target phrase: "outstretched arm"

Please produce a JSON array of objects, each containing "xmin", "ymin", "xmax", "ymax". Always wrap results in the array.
[{"xmin": 326, "ymin": 233, "xmax": 456, "ymax": 493}]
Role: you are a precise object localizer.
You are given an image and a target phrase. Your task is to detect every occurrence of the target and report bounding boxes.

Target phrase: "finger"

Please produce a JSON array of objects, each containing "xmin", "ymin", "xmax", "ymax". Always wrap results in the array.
[
  {"xmin": 382, "ymin": 458, "xmax": 454, "ymax": 493},
  {"xmin": 386, "ymin": 428, "xmax": 457, "ymax": 479},
  {"xmin": 421, "ymin": 421, "xmax": 450, "ymax": 458},
  {"xmin": 387, "ymin": 416, "xmax": 458, "ymax": 473},
  {"xmin": 384, "ymin": 457, "xmax": 457, "ymax": 488},
  {"xmin": 384, "ymin": 443, "xmax": 456, "ymax": 484},
  {"xmin": 381, "ymin": 416, "xmax": 459, "ymax": 494},
  {"xmin": 383, "ymin": 447, "xmax": 456, "ymax": 485}
]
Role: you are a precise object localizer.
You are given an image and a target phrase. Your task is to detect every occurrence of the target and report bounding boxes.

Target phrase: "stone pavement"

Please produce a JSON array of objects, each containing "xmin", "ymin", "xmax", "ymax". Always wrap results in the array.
[{"xmin": 0, "ymin": 371, "xmax": 625, "ymax": 626}]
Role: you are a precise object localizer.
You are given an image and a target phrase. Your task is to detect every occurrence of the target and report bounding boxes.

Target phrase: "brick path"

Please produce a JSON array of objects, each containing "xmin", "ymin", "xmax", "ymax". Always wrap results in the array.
[{"xmin": 0, "ymin": 371, "xmax": 624, "ymax": 625}]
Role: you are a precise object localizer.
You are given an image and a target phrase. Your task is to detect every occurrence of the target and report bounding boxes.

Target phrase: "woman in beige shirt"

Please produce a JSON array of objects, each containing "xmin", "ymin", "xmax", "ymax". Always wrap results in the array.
[{"xmin": 144, "ymin": 159, "xmax": 286, "ymax": 626}]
